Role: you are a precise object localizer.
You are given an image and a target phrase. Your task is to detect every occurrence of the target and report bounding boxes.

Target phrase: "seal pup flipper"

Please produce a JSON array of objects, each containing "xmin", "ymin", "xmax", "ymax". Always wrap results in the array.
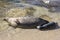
[{"xmin": 37, "ymin": 22, "xmax": 56, "ymax": 29}]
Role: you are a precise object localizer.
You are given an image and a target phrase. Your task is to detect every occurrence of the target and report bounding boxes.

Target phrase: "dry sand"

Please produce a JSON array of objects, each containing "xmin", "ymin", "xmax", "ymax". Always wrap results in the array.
[
  {"xmin": 0, "ymin": 2, "xmax": 60, "ymax": 40},
  {"xmin": 0, "ymin": 27, "xmax": 60, "ymax": 40}
]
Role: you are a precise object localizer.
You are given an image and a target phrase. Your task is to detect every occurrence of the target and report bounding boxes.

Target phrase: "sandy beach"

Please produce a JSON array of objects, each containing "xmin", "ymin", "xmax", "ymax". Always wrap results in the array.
[{"xmin": 0, "ymin": 1, "xmax": 60, "ymax": 40}]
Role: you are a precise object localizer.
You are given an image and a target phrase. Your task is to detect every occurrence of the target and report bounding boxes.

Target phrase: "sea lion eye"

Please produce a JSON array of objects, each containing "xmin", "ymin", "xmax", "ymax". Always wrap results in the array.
[{"xmin": 15, "ymin": 19, "xmax": 20, "ymax": 24}]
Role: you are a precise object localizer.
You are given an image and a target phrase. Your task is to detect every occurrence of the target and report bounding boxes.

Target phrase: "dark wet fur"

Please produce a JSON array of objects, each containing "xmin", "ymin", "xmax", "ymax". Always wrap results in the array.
[{"xmin": 16, "ymin": 18, "xmax": 49, "ymax": 27}]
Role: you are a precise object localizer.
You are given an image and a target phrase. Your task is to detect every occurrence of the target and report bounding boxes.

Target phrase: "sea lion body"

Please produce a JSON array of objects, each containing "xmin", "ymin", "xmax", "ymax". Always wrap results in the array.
[
  {"xmin": 17, "ymin": 17, "xmax": 40, "ymax": 25},
  {"xmin": 4, "ymin": 16, "xmax": 49, "ymax": 28}
]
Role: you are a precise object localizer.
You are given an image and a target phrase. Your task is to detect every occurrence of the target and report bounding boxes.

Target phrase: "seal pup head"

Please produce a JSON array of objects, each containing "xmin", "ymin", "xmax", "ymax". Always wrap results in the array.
[{"xmin": 3, "ymin": 17, "xmax": 18, "ymax": 28}]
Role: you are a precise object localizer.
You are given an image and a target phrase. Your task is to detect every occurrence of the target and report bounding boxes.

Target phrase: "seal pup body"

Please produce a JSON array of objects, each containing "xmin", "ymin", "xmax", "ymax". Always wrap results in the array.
[{"xmin": 4, "ymin": 16, "xmax": 49, "ymax": 28}]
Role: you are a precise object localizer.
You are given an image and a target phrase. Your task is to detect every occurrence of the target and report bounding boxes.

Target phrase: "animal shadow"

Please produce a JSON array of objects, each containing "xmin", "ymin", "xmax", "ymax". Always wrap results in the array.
[{"xmin": 17, "ymin": 25, "xmax": 37, "ymax": 29}]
